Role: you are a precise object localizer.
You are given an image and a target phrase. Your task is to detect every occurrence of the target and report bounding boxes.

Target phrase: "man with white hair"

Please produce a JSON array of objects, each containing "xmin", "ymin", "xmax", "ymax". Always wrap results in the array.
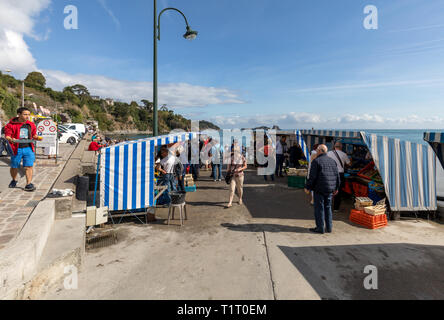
[
  {"xmin": 327, "ymin": 141, "xmax": 351, "ymax": 212},
  {"xmin": 305, "ymin": 144, "xmax": 340, "ymax": 234}
]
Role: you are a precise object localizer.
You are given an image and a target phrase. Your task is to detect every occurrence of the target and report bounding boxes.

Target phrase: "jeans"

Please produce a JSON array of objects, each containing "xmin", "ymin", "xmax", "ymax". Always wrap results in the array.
[
  {"xmin": 275, "ymin": 154, "xmax": 284, "ymax": 176},
  {"xmin": 333, "ymin": 173, "xmax": 345, "ymax": 211},
  {"xmin": 190, "ymin": 164, "xmax": 200, "ymax": 180},
  {"xmin": 211, "ymin": 163, "xmax": 222, "ymax": 180},
  {"xmin": 159, "ymin": 173, "xmax": 177, "ymax": 205},
  {"xmin": 313, "ymin": 192, "xmax": 333, "ymax": 232}
]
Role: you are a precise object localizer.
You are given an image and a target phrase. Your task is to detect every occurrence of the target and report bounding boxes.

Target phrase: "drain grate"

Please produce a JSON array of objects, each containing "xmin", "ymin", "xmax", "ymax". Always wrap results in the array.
[{"xmin": 86, "ymin": 230, "xmax": 117, "ymax": 250}]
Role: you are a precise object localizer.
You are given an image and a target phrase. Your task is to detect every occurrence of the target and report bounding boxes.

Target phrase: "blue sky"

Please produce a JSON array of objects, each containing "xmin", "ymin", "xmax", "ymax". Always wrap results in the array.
[{"xmin": 1, "ymin": 0, "xmax": 444, "ymax": 129}]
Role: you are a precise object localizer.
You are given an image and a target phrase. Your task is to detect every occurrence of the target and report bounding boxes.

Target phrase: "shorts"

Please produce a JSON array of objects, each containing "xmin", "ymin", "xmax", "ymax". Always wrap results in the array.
[{"xmin": 11, "ymin": 147, "xmax": 35, "ymax": 168}]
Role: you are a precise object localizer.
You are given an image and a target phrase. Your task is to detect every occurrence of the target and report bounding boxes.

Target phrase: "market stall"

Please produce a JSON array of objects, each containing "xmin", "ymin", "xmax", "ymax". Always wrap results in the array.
[
  {"xmin": 300, "ymin": 130, "xmax": 437, "ymax": 213},
  {"xmin": 99, "ymin": 132, "xmax": 197, "ymax": 213},
  {"xmin": 424, "ymin": 132, "xmax": 444, "ymax": 169}
]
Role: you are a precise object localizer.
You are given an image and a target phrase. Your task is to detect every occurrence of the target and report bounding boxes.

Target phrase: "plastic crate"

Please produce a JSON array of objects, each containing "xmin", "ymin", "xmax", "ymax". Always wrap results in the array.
[
  {"xmin": 288, "ymin": 176, "xmax": 306, "ymax": 189},
  {"xmin": 185, "ymin": 185, "xmax": 197, "ymax": 192},
  {"xmin": 352, "ymin": 182, "xmax": 369, "ymax": 197},
  {"xmin": 349, "ymin": 209, "xmax": 388, "ymax": 229}
]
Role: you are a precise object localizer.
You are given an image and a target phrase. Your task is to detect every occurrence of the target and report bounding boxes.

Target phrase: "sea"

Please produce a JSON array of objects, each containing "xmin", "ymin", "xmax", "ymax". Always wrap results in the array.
[{"xmin": 121, "ymin": 129, "xmax": 444, "ymax": 197}]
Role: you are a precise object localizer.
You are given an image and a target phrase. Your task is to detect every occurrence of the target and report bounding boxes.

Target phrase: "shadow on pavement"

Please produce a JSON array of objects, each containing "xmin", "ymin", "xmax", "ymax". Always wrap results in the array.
[
  {"xmin": 221, "ymin": 223, "xmax": 310, "ymax": 234},
  {"xmin": 279, "ymin": 243, "xmax": 444, "ymax": 300}
]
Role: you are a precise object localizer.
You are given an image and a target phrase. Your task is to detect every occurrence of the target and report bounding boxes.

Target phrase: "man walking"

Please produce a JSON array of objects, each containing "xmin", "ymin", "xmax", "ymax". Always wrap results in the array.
[
  {"xmin": 305, "ymin": 144, "xmax": 340, "ymax": 234},
  {"xmin": 210, "ymin": 139, "xmax": 223, "ymax": 182},
  {"xmin": 275, "ymin": 136, "xmax": 287, "ymax": 177},
  {"xmin": 4, "ymin": 107, "xmax": 42, "ymax": 192},
  {"xmin": 327, "ymin": 141, "xmax": 351, "ymax": 212}
]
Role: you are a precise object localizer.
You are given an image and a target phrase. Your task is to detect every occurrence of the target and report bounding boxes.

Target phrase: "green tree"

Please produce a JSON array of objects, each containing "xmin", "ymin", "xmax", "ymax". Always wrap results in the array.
[
  {"xmin": 24, "ymin": 71, "xmax": 46, "ymax": 89},
  {"xmin": 70, "ymin": 84, "xmax": 90, "ymax": 97},
  {"xmin": 141, "ymin": 99, "xmax": 153, "ymax": 112}
]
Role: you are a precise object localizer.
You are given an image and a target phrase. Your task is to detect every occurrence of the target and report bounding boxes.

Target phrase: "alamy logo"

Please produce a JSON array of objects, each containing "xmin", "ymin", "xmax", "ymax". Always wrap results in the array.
[
  {"xmin": 363, "ymin": 265, "xmax": 378, "ymax": 290},
  {"xmin": 363, "ymin": 5, "xmax": 378, "ymax": 30},
  {"xmin": 64, "ymin": 5, "xmax": 79, "ymax": 30}
]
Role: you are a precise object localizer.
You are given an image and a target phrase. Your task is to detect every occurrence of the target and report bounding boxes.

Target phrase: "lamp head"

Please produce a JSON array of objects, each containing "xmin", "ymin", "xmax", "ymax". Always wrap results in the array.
[{"xmin": 183, "ymin": 26, "xmax": 198, "ymax": 40}]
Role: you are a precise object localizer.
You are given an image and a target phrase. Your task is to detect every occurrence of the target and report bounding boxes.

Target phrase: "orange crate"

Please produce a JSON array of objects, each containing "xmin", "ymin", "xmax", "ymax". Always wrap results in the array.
[
  {"xmin": 343, "ymin": 180, "xmax": 353, "ymax": 194},
  {"xmin": 352, "ymin": 182, "xmax": 369, "ymax": 197},
  {"xmin": 349, "ymin": 209, "xmax": 387, "ymax": 229}
]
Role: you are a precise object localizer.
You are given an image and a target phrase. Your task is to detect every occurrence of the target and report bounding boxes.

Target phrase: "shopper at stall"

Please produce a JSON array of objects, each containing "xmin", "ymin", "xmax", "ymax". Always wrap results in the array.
[
  {"xmin": 305, "ymin": 144, "xmax": 340, "ymax": 234},
  {"xmin": 257, "ymin": 137, "xmax": 275, "ymax": 181},
  {"xmin": 210, "ymin": 139, "xmax": 223, "ymax": 182},
  {"xmin": 308, "ymin": 144, "xmax": 320, "ymax": 205},
  {"xmin": 289, "ymin": 142, "xmax": 304, "ymax": 168},
  {"xmin": 327, "ymin": 141, "xmax": 351, "ymax": 212},
  {"xmin": 226, "ymin": 144, "xmax": 247, "ymax": 208},
  {"xmin": 275, "ymin": 136, "xmax": 287, "ymax": 177}
]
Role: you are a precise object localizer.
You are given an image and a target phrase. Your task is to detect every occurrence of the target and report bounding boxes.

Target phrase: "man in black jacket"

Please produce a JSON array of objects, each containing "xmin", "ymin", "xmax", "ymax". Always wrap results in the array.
[{"xmin": 305, "ymin": 144, "xmax": 340, "ymax": 234}]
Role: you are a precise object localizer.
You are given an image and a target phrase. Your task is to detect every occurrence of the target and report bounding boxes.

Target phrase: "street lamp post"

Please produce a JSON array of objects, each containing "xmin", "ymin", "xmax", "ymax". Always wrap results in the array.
[{"xmin": 153, "ymin": 0, "xmax": 198, "ymax": 137}]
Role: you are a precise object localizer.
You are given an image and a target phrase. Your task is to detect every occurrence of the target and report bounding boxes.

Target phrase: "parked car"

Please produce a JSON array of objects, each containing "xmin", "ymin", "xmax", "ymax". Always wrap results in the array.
[
  {"xmin": 63, "ymin": 123, "xmax": 86, "ymax": 138},
  {"xmin": 59, "ymin": 125, "xmax": 81, "ymax": 139},
  {"xmin": 58, "ymin": 126, "xmax": 79, "ymax": 145}
]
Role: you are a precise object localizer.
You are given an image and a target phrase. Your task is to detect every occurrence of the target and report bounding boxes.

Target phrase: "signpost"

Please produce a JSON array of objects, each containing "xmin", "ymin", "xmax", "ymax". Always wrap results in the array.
[{"xmin": 37, "ymin": 119, "xmax": 58, "ymax": 164}]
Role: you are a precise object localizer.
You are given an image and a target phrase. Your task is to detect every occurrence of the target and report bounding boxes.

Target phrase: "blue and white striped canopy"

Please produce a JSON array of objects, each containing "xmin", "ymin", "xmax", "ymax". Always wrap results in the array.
[
  {"xmin": 363, "ymin": 133, "xmax": 436, "ymax": 211},
  {"xmin": 424, "ymin": 132, "xmax": 444, "ymax": 169},
  {"xmin": 300, "ymin": 130, "xmax": 437, "ymax": 212},
  {"xmin": 100, "ymin": 133, "xmax": 197, "ymax": 212}
]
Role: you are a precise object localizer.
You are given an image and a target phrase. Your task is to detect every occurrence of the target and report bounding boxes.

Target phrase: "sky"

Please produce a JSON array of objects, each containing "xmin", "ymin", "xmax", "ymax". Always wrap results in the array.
[{"xmin": 1, "ymin": 0, "xmax": 444, "ymax": 129}]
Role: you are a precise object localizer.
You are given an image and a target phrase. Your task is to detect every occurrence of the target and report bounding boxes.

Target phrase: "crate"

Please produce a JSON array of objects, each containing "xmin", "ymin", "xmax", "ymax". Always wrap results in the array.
[
  {"xmin": 352, "ymin": 182, "xmax": 369, "ymax": 197},
  {"xmin": 185, "ymin": 185, "xmax": 197, "ymax": 192},
  {"xmin": 349, "ymin": 209, "xmax": 388, "ymax": 229},
  {"xmin": 343, "ymin": 180, "xmax": 353, "ymax": 194},
  {"xmin": 288, "ymin": 176, "xmax": 306, "ymax": 189}
]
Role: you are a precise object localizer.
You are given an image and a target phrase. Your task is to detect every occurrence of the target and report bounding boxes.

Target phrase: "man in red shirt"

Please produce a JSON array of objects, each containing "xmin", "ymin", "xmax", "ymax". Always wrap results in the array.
[{"xmin": 4, "ymin": 107, "xmax": 43, "ymax": 192}]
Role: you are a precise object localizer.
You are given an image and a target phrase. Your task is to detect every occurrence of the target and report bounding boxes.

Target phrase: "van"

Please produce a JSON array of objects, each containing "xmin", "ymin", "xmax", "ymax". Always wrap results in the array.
[{"xmin": 65, "ymin": 123, "xmax": 86, "ymax": 137}]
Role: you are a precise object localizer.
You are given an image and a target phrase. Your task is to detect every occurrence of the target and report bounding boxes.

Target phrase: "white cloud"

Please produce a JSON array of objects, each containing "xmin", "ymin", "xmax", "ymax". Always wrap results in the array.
[
  {"xmin": 0, "ymin": 0, "xmax": 50, "ymax": 76},
  {"xmin": 43, "ymin": 70, "xmax": 245, "ymax": 108},
  {"xmin": 210, "ymin": 112, "xmax": 444, "ymax": 130}
]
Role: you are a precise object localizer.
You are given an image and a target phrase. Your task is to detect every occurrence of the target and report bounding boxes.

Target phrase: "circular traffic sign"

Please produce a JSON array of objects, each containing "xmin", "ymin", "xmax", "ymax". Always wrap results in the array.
[
  {"xmin": 49, "ymin": 126, "xmax": 56, "ymax": 133},
  {"xmin": 43, "ymin": 120, "xmax": 50, "ymax": 126},
  {"xmin": 38, "ymin": 126, "xmax": 45, "ymax": 132}
]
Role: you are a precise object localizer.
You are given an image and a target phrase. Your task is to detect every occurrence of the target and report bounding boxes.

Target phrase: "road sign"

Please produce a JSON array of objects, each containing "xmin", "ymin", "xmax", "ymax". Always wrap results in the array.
[{"xmin": 37, "ymin": 119, "xmax": 58, "ymax": 148}]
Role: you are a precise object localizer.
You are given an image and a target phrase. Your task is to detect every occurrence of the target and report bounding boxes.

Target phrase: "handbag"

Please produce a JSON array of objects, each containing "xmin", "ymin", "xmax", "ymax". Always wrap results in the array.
[{"xmin": 225, "ymin": 171, "xmax": 233, "ymax": 185}]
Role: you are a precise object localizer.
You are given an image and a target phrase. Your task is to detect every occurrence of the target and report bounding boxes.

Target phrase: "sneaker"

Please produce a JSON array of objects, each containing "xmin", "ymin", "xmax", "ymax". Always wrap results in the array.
[
  {"xmin": 8, "ymin": 180, "xmax": 17, "ymax": 188},
  {"xmin": 24, "ymin": 184, "xmax": 36, "ymax": 192}
]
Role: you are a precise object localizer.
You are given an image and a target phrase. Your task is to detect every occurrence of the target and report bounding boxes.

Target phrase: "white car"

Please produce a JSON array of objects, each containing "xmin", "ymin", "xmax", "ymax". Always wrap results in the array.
[
  {"xmin": 58, "ymin": 126, "xmax": 79, "ymax": 145},
  {"xmin": 64, "ymin": 123, "xmax": 86, "ymax": 137}
]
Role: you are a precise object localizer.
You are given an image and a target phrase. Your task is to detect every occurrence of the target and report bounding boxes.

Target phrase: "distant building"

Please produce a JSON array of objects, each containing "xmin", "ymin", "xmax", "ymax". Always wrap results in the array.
[
  {"xmin": 91, "ymin": 95, "xmax": 100, "ymax": 101},
  {"xmin": 105, "ymin": 98, "xmax": 114, "ymax": 106}
]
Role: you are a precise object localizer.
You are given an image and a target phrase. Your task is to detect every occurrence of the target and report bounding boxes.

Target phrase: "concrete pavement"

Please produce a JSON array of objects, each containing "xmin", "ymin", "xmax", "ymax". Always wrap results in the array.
[
  {"xmin": 42, "ymin": 168, "xmax": 444, "ymax": 300},
  {"xmin": 0, "ymin": 144, "xmax": 75, "ymax": 250}
]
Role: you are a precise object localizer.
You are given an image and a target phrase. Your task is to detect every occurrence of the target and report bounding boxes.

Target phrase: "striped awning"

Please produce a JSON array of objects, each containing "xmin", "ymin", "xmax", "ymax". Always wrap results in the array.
[
  {"xmin": 300, "ymin": 130, "xmax": 437, "ymax": 212},
  {"xmin": 275, "ymin": 130, "xmax": 310, "ymax": 163},
  {"xmin": 363, "ymin": 133, "xmax": 436, "ymax": 211},
  {"xmin": 100, "ymin": 133, "xmax": 197, "ymax": 212},
  {"xmin": 424, "ymin": 132, "xmax": 444, "ymax": 169}
]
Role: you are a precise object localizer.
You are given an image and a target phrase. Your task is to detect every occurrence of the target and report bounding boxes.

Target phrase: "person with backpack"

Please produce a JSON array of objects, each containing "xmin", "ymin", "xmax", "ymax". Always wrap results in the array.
[{"xmin": 327, "ymin": 141, "xmax": 351, "ymax": 212}]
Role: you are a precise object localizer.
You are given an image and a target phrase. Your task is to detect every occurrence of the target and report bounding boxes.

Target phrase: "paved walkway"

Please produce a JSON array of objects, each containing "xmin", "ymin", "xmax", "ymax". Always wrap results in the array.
[
  {"xmin": 43, "ymin": 169, "xmax": 444, "ymax": 300},
  {"xmin": 0, "ymin": 144, "xmax": 76, "ymax": 250}
]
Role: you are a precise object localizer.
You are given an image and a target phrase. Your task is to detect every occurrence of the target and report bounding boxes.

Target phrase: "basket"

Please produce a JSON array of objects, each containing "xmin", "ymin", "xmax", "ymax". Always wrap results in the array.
[
  {"xmin": 349, "ymin": 209, "xmax": 388, "ymax": 229},
  {"xmin": 288, "ymin": 176, "xmax": 306, "ymax": 189},
  {"xmin": 364, "ymin": 205, "xmax": 386, "ymax": 216},
  {"xmin": 170, "ymin": 191, "xmax": 187, "ymax": 204},
  {"xmin": 355, "ymin": 197, "xmax": 374, "ymax": 207}
]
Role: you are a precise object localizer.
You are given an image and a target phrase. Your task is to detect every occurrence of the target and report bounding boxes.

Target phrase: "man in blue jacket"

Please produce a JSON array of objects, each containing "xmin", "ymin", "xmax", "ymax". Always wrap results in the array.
[{"xmin": 305, "ymin": 144, "xmax": 340, "ymax": 234}]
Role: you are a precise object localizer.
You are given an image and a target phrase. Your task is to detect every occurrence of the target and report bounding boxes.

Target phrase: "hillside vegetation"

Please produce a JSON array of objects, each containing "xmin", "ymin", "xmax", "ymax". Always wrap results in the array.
[{"xmin": 0, "ymin": 71, "xmax": 220, "ymax": 133}]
